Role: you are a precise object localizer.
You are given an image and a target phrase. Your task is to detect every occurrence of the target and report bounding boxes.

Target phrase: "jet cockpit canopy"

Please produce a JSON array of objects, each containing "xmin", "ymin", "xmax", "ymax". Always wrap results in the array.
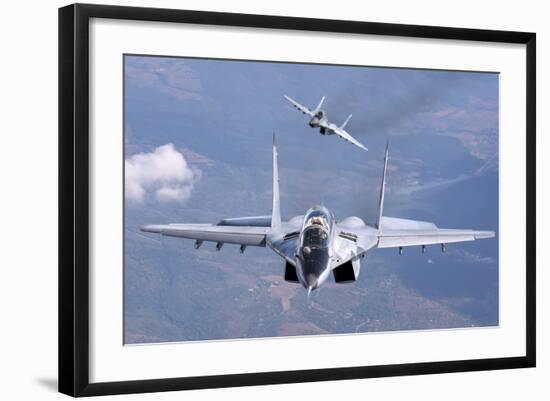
[{"xmin": 301, "ymin": 207, "xmax": 333, "ymax": 249}]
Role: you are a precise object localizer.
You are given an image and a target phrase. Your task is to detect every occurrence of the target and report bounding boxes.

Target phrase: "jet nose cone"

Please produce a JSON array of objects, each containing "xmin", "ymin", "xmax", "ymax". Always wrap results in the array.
[{"xmin": 305, "ymin": 273, "xmax": 317, "ymax": 289}]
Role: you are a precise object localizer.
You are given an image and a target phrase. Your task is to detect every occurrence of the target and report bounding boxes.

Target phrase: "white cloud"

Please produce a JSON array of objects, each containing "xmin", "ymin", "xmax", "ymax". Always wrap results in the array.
[
  {"xmin": 155, "ymin": 186, "xmax": 192, "ymax": 203},
  {"xmin": 125, "ymin": 144, "xmax": 198, "ymax": 204}
]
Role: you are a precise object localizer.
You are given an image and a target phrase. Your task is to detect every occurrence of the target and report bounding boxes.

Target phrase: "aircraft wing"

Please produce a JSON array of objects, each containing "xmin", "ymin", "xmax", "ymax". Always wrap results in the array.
[
  {"xmin": 327, "ymin": 123, "xmax": 368, "ymax": 151},
  {"xmin": 376, "ymin": 216, "xmax": 495, "ymax": 249},
  {"xmin": 141, "ymin": 220, "xmax": 270, "ymax": 246},
  {"xmin": 284, "ymin": 95, "xmax": 314, "ymax": 117}
]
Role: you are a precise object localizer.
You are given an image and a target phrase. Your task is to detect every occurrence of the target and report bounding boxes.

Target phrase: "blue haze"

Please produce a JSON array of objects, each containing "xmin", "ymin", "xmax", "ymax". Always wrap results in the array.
[{"xmin": 124, "ymin": 55, "xmax": 499, "ymax": 343}]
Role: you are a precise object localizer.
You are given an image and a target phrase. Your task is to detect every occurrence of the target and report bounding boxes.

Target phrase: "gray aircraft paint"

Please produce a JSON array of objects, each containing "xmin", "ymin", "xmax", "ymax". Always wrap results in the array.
[{"xmin": 284, "ymin": 95, "xmax": 369, "ymax": 151}]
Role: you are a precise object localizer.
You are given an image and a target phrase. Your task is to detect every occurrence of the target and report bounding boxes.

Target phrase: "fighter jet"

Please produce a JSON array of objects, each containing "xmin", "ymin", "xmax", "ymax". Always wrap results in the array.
[
  {"xmin": 141, "ymin": 138, "xmax": 495, "ymax": 294},
  {"xmin": 284, "ymin": 95, "xmax": 368, "ymax": 151}
]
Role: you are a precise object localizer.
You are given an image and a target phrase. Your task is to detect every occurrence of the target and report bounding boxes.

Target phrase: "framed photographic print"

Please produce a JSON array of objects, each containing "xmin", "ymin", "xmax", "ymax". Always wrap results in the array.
[{"xmin": 58, "ymin": 3, "xmax": 536, "ymax": 397}]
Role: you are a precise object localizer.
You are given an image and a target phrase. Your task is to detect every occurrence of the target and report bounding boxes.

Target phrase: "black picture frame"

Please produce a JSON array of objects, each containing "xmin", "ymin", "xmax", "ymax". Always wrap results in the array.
[{"xmin": 59, "ymin": 3, "xmax": 536, "ymax": 397}]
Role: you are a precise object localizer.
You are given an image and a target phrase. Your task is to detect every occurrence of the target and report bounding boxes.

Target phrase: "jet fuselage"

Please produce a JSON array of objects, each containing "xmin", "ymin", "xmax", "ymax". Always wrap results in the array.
[
  {"xmin": 308, "ymin": 111, "xmax": 331, "ymax": 135},
  {"xmin": 295, "ymin": 205, "xmax": 335, "ymax": 292}
]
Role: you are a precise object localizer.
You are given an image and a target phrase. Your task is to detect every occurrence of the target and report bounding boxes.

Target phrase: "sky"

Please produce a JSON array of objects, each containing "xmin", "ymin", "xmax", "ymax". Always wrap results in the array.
[{"xmin": 123, "ymin": 55, "xmax": 499, "ymax": 344}]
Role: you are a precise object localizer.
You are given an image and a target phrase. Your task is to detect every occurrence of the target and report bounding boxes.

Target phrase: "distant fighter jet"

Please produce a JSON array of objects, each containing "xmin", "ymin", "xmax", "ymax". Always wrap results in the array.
[
  {"xmin": 284, "ymin": 95, "xmax": 368, "ymax": 151},
  {"xmin": 141, "ymin": 138, "xmax": 494, "ymax": 294}
]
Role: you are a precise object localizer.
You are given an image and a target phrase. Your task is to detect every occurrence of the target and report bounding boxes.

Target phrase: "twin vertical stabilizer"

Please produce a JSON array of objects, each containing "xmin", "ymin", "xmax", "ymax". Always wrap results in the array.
[
  {"xmin": 376, "ymin": 143, "xmax": 389, "ymax": 231},
  {"xmin": 340, "ymin": 114, "xmax": 352, "ymax": 130},
  {"xmin": 271, "ymin": 134, "xmax": 281, "ymax": 230},
  {"xmin": 313, "ymin": 96, "xmax": 325, "ymax": 114}
]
